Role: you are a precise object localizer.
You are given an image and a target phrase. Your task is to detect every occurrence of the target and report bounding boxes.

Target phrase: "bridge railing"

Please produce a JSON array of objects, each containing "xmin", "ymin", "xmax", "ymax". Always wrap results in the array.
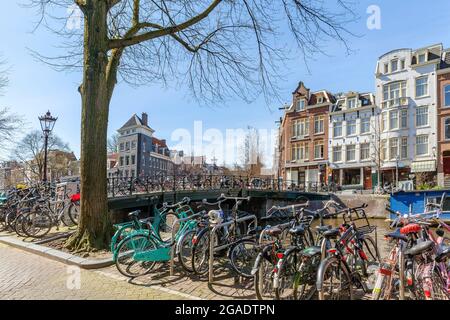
[{"xmin": 106, "ymin": 174, "xmax": 339, "ymax": 198}]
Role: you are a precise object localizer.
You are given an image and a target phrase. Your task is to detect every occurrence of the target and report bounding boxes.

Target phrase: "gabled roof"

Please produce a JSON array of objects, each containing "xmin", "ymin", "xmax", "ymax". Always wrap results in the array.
[
  {"xmin": 440, "ymin": 49, "xmax": 450, "ymax": 70},
  {"xmin": 119, "ymin": 114, "xmax": 154, "ymax": 132}
]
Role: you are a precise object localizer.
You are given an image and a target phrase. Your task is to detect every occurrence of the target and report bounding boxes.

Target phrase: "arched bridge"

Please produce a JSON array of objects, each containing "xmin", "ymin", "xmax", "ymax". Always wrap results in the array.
[{"xmin": 107, "ymin": 175, "xmax": 333, "ymax": 214}]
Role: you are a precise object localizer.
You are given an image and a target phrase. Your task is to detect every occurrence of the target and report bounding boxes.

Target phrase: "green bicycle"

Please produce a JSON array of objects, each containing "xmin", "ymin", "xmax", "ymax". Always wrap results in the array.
[{"xmin": 113, "ymin": 197, "xmax": 204, "ymax": 277}]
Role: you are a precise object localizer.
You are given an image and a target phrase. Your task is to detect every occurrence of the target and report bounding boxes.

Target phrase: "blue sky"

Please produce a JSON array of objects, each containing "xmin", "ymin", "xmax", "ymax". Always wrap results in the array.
[{"xmin": 1, "ymin": 0, "xmax": 450, "ymax": 167}]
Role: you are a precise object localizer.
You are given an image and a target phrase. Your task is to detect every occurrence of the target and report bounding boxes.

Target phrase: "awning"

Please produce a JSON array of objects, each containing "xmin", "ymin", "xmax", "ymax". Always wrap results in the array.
[{"xmin": 410, "ymin": 160, "xmax": 436, "ymax": 173}]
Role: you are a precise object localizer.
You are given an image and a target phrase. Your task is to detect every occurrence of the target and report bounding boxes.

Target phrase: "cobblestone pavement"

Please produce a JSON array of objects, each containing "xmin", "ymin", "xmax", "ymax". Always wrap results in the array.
[{"xmin": 0, "ymin": 243, "xmax": 185, "ymax": 300}]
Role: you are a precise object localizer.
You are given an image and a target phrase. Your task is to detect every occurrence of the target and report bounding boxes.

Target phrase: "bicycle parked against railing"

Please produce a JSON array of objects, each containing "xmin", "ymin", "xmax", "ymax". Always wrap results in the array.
[
  {"xmin": 315, "ymin": 204, "xmax": 380, "ymax": 300},
  {"xmin": 190, "ymin": 194, "xmax": 257, "ymax": 278}
]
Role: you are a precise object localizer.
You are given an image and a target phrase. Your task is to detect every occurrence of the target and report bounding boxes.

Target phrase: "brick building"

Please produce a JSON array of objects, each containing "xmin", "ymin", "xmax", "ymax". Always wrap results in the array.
[{"xmin": 437, "ymin": 49, "xmax": 450, "ymax": 187}]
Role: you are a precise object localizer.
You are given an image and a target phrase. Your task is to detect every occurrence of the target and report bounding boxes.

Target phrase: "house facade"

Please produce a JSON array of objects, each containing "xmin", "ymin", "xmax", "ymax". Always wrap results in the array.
[
  {"xmin": 437, "ymin": 49, "xmax": 450, "ymax": 187},
  {"xmin": 375, "ymin": 44, "xmax": 441, "ymax": 186},
  {"xmin": 328, "ymin": 92, "xmax": 377, "ymax": 189},
  {"xmin": 117, "ymin": 113, "xmax": 173, "ymax": 178},
  {"xmin": 279, "ymin": 82, "xmax": 333, "ymax": 189}
]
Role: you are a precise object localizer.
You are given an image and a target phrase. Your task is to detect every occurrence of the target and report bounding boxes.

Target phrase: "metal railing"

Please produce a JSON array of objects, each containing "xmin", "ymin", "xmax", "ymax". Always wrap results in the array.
[
  {"xmin": 208, "ymin": 214, "xmax": 257, "ymax": 283},
  {"xmin": 106, "ymin": 174, "xmax": 338, "ymax": 198}
]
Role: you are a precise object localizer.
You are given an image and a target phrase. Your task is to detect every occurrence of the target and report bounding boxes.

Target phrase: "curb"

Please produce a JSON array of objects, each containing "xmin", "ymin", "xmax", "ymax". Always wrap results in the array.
[{"xmin": 0, "ymin": 235, "xmax": 114, "ymax": 269}]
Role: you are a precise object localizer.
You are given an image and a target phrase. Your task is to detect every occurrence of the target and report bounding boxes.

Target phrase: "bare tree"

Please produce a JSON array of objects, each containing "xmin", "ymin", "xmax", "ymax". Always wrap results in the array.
[
  {"xmin": 27, "ymin": 0, "xmax": 357, "ymax": 251},
  {"xmin": 13, "ymin": 130, "xmax": 70, "ymax": 181},
  {"xmin": 370, "ymin": 109, "xmax": 384, "ymax": 193},
  {"xmin": 107, "ymin": 133, "xmax": 119, "ymax": 153},
  {"xmin": 0, "ymin": 58, "xmax": 24, "ymax": 150}
]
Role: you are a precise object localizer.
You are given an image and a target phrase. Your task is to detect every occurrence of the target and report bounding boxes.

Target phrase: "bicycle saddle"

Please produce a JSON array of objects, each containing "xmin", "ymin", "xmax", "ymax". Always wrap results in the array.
[
  {"xmin": 323, "ymin": 228, "xmax": 340, "ymax": 238},
  {"xmin": 404, "ymin": 240, "xmax": 435, "ymax": 257},
  {"xmin": 385, "ymin": 228, "xmax": 408, "ymax": 242},
  {"xmin": 289, "ymin": 225, "xmax": 305, "ymax": 235},
  {"xmin": 315, "ymin": 225, "xmax": 332, "ymax": 233},
  {"xmin": 128, "ymin": 210, "xmax": 141, "ymax": 218},
  {"xmin": 436, "ymin": 245, "xmax": 450, "ymax": 263},
  {"xmin": 301, "ymin": 246, "xmax": 321, "ymax": 257},
  {"xmin": 266, "ymin": 227, "xmax": 283, "ymax": 237}
]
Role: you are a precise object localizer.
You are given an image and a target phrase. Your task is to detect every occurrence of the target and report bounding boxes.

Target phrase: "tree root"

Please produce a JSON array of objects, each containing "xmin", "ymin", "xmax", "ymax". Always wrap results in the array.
[{"xmin": 65, "ymin": 227, "xmax": 112, "ymax": 254}]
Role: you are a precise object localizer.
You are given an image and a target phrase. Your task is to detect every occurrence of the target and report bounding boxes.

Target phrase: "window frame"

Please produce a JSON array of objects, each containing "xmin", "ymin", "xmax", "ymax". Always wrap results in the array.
[
  {"xmin": 333, "ymin": 121, "xmax": 343, "ymax": 138},
  {"xmin": 346, "ymin": 145, "xmax": 356, "ymax": 162},
  {"xmin": 415, "ymin": 135, "xmax": 429, "ymax": 156},
  {"xmin": 444, "ymin": 84, "xmax": 450, "ymax": 107},
  {"xmin": 346, "ymin": 119, "xmax": 357, "ymax": 136},
  {"xmin": 297, "ymin": 99, "xmax": 306, "ymax": 111},
  {"xmin": 333, "ymin": 146, "xmax": 342, "ymax": 162},
  {"xmin": 360, "ymin": 143, "xmax": 370, "ymax": 161},
  {"xmin": 360, "ymin": 117, "xmax": 370, "ymax": 134},
  {"xmin": 415, "ymin": 106, "xmax": 429, "ymax": 128},
  {"xmin": 313, "ymin": 140, "xmax": 324, "ymax": 159},
  {"xmin": 314, "ymin": 116, "xmax": 325, "ymax": 134},
  {"xmin": 415, "ymin": 76, "xmax": 429, "ymax": 98},
  {"xmin": 445, "ymin": 118, "xmax": 450, "ymax": 141},
  {"xmin": 389, "ymin": 110, "xmax": 399, "ymax": 130},
  {"xmin": 391, "ymin": 59, "xmax": 398, "ymax": 73}
]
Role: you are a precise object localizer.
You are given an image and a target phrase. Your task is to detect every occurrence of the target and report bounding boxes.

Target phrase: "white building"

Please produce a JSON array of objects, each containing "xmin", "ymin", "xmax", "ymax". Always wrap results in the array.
[
  {"xmin": 375, "ymin": 44, "xmax": 442, "ymax": 184},
  {"xmin": 328, "ymin": 92, "xmax": 377, "ymax": 189}
]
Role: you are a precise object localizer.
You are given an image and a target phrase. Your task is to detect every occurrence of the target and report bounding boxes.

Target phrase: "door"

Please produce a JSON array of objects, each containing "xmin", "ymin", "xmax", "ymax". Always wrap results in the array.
[{"xmin": 363, "ymin": 168, "xmax": 372, "ymax": 190}]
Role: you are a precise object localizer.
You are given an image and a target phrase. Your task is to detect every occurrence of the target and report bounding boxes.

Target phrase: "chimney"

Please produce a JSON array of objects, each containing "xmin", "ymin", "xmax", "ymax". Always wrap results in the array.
[{"xmin": 141, "ymin": 112, "xmax": 148, "ymax": 126}]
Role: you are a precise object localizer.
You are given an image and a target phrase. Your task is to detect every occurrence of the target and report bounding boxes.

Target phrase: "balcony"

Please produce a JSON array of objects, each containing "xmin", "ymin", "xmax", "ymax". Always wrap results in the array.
[
  {"xmin": 290, "ymin": 134, "xmax": 309, "ymax": 141},
  {"xmin": 381, "ymin": 97, "xmax": 408, "ymax": 109}
]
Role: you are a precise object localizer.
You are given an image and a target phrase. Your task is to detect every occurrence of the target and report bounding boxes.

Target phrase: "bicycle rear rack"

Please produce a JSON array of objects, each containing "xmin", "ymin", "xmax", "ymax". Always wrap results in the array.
[{"xmin": 209, "ymin": 214, "xmax": 257, "ymax": 284}]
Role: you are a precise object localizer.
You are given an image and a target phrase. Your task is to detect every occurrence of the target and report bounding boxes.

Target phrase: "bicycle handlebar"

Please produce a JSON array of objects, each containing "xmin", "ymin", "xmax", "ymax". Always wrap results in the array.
[{"xmin": 162, "ymin": 197, "xmax": 191, "ymax": 209}]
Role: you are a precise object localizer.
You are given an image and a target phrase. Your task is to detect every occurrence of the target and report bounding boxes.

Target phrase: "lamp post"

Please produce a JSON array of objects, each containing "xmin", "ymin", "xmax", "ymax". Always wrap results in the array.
[{"xmin": 38, "ymin": 111, "xmax": 58, "ymax": 182}]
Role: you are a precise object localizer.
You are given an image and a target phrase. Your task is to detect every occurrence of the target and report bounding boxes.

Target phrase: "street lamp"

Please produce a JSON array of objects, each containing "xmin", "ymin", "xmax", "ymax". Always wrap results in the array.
[{"xmin": 38, "ymin": 110, "xmax": 58, "ymax": 182}]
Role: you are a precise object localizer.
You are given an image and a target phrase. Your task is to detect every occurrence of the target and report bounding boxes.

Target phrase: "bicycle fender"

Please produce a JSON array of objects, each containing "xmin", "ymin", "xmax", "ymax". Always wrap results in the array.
[{"xmin": 316, "ymin": 256, "xmax": 339, "ymax": 292}]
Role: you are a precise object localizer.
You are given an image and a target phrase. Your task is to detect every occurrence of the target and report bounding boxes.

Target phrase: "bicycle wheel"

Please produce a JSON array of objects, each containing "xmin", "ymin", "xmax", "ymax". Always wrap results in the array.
[
  {"xmin": 317, "ymin": 256, "xmax": 353, "ymax": 300},
  {"xmin": 115, "ymin": 235, "xmax": 157, "ymax": 278},
  {"xmin": 229, "ymin": 239, "xmax": 258, "ymax": 278},
  {"xmin": 158, "ymin": 212, "xmax": 179, "ymax": 243},
  {"xmin": 275, "ymin": 249, "xmax": 300, "ymax": 300},
  {"xmin": 293, "ymin": 253, "xmax": 321, "ymax": 300},
  {"xmin": 14, "ymin": 212, "xmax": 28, "ymax": 237},
  {"xmin": 67, "ymin": 202, "xmax": 80, "ymax": 226},
  {"xmin": 177, "ymin": 229, "xmax": 196, "ymax": 272},
  {"xmin": 21, "ymin": 210, "xmax": 53, "ymax": 238},
  {"xmin": 191, "ymin": 230, "xmax": 211, "ymax": 275},
  {"xmin": 429, "ymin": 268, "xmax": 450, "ymax": 300},
  {"xmin": 254, "ymin": 254, "xmax": 276, "ymax": 300},
  {"xmin": 5, "ymin": 210, "xmax": 18, "ymax": 232}
]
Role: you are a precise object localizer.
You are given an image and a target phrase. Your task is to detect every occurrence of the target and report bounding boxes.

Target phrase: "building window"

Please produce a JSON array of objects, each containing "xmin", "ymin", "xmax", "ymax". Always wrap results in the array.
[
  {"xmin": 416, "ymin": 106, "xmax": 429, "ymax": 127},
  {"xmin": 346, "ymin": 119, "xmax": 356, "ymax": 136},
  {"xmin": 416, "ymin": 135, "xmax": 429, "ymax": 156},
  {"xmin": 445, "ymin": 85, "xmax": 450, "ymax": 107},
  {"xmin": 389, "ymin": 138, "xmax": 398, "ymax": 159},
  {"xmin": 381, "ymin": 113, "xmax": 387, "ymax": 131},
  {"xmin": 381, "ymin": 139, "xmax": 387, "ymax": 160},
  {"xmin": 292, "ymin": 143, "xmax": 309, "ymax": 160},
  {"xmin": 401, "ymin": 137, "xmax": 408, "ymax": 159},
  {"xmin": 119, "ymin": 157, "xmax": 124, "ymax": 166},
  {"xmin": 384, "ymin": 63, "xmax": 389, "ymax": 74},
  {"xmin": 360, "ymin": 143, "xmax": 370, "ymax": 160},
  {"xmin": 383, "ymin": 81, "xmax": 407, "ymax": 104},
  {"xmin": 119, "ymin": 143, "xmax": 124, "ymax": 151},
  {"xmin": 400, "ymin": 110, "xmax": 408, "ymax": 128},
  {"xmin": 297, "ymin": 99, "xmax": 305, "ymax": 111},
  {"xmin": 125, "ymin": 141, "xmax": 130, "ymax": 151},
  {"xmin": 416, "ymin": 76, "xmax": 428, "ymax": 97},
  {"xmin": 391, "ymin": 59, "xmax": 398, "ymax": 73},
  {"xmin": 400, "ymin": 59, "xmax": 406, "ymax": 70},
  {"xmin": 131, "ymin": 141, "xmax": 136, "ymax": 149},
  {"xmin": 314, "ymin": 116, "xmax": 324, "ymax": 134},
  {"xmin": 347, "ymin": 98, "xmax": 357, "ymax": 109},
  {"xmin": 131, "ymin": 155, "xmax": 136, "ymax": 165},
  {"xmin": 333, "ymin": 146, "xmax": 342, "ymax": 162},
  {"xmin": 418, "ymin": 53, "xmax": 426, "ymax": 64},
  {"xmin": 314, "ymin": 140, "xmax": 324, "ymax": 159},
  {"xmin": 333, "ymin": 121, "xmax": 342, "ymax": 137},
  {"xmin": 346, "ymin": 145, "xmax": 356, "ymax": 162},
  {"xmin": 360, "ymin": 117, "xmax": 370, "ymax": 134},
  {"xmin": 317, "ymin": 96, "xmax": 324, "ymax": 104},
  {"xmin": 293, "ymin": 118, "xmax": 309, "ymax": 137},
  {"xmin": 389, "ymin": 110, "xmax": 398, "ymax": 130},
  {"xmin": 445, "ymin": 118, "xmax": 450, "ymax": 140}
]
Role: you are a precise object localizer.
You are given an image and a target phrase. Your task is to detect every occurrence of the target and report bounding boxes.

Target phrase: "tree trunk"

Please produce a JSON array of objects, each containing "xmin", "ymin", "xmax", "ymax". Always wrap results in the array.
[{"xmin": 66, "ymin": 1, "xmax": 112, "ymax": 252}]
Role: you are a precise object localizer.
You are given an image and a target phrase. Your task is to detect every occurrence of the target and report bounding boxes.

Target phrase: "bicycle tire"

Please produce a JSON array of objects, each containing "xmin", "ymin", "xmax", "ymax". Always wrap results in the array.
[
  {"xmin": 67, "ymin": 202, "xmax": 80, "ymax": 226},
  {"xmin": 177, "ymin": 229, "xmax": 196, "ymax": 272},
  {"xmin": 157, "ymin": 212, "xmax": 179, "ymax": 244},
  {"xmin": 254, "ymin": 254, "xmax": 276, "ymax": 300},
  {"xmin": 317, "ymin": 256, "xmax": 353, "ymax": 300},
  {"xmin": 229, "ymin": 238, "xmax": 258, "ymax": 278},
  {"xmin": 191, "ymin": 229, "xmax": 211, "ymax": 275},
  {"xmin": 275, "ymin": 249, "xmax": 300, "ymax": 300},
  {"xmin": 21, "ymin": 210, "xmax": 53, "ymax": 238},
  {"xmin": 115, "ymin": 234, "xmax": 157, "ymax": 278}
]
